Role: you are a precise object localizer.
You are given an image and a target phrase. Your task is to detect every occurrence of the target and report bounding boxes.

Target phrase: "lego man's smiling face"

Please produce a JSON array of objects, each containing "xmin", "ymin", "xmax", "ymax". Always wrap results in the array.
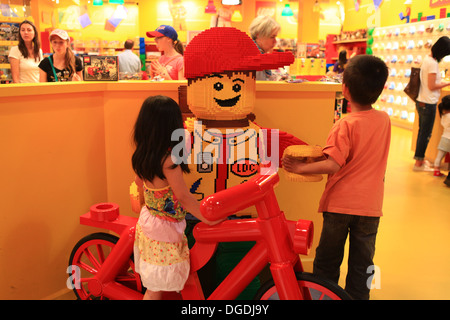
[{"xmin": 187, "ymin": 71, "xmax": 256, "ymax": 121}]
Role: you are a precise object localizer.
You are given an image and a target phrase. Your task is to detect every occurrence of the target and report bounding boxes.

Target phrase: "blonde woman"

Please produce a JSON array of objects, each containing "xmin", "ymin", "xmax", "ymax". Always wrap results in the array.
[
  {"xmin": 39, "ymin": 29, "xmax": 82, "ymax": 82},
  {"xmin": 249, "ymin": 16, "xmax": 286, "ymax": 81},
  {"xmin": 8, "ymin": 20, "xmax": 43, "ymax": 83},
  {"xmin": 146, "ymin": 25, "xmax": 185, "ymax": 80}
]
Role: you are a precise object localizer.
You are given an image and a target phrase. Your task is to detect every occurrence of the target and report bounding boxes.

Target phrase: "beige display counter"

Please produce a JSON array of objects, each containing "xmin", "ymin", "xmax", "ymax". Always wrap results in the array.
[{"xmin": 0, "ymin": 80, "xmax": 340, "ymax": 299}]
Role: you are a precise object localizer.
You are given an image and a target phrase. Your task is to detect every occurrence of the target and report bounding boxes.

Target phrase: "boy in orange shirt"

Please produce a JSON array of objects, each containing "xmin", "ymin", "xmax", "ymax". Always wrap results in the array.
[{"xmin": 282, "ymin": 55, "xmax": 390, "ymax": 300}]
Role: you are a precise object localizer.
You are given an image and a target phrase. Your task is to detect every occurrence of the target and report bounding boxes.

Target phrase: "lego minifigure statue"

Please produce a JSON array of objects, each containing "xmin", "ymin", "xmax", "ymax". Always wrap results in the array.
[{"xmin": 182, "ymin": 27, "xmax": 309, "ymax": 212}]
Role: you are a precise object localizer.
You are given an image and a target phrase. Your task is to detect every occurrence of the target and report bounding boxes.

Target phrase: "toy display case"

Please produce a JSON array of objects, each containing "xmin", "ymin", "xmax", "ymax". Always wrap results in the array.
[
  {"xmin": 325, "ymin": 30, "xmax": 368, "ymax": 68},
  {"xmin": 0, "ymin": 44, "xmax": 12, "ymax": 83},
  {"xmin": 0, "ymin": 22, "xmax": 19, "ymax": 84},
  {"xmin": 82, "ymin": 55, "xmax": 118, "ymax": 81},
  {"xmin": 372, "ymin": 18, "xmax": 450, "ymax": 129}
]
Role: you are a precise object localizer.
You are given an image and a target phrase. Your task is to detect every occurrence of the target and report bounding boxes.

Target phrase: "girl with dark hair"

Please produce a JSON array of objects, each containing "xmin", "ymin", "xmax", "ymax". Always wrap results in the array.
[
  {"xmin": 8, "ymin": 20, "xmax": 43, "ymax": 83},
  {"xmin": 413, "ymin": 36, "xmax": 450, "ymax": 171},
  {"xmin": 131, "ymin": 95, "xmax": 222, "ymax": 300},
  {"xmin": 327, "ymin": 50, "xmax": 351, "ymax": 113}
]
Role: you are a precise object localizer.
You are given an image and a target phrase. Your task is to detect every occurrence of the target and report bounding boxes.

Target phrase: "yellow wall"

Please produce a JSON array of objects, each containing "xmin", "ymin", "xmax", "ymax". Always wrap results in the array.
[
  {"xmin": 342, "ymin": 0, "xmax": 448, "ymax": 31},
  {"xmin": 10, "ymin": 1, "xmax": 447, "ymax": 48},
  {"xmin": 5, "ymin": 0, "xmax": 348, "ymax": 46},
  {"xmin": 22, "ymin": 0, "xmax": 303, "ymax": 45},
  {"xmin": 139, "ymin": 0, "xmax": 300, "ymax": 43}
]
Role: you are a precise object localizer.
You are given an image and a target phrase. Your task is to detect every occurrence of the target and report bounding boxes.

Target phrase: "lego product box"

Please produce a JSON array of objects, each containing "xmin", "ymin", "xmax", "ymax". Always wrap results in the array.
[
  {"xmin": 0, "ymin": 22, "xmax": 19, "ymax": 41},
  {"xmin": 82, "ymin": 55, "xmax": 118, "ymax": 81}
]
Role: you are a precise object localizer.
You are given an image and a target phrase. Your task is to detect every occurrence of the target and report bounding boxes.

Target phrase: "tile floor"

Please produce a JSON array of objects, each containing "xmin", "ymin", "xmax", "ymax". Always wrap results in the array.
[
  {"xmin": 338, "ymin": 125, "xmax": 450, "ymax": 300},
  {"xmin": 56, "ymin": 125, "xmax": 450, "ymax": 300}
]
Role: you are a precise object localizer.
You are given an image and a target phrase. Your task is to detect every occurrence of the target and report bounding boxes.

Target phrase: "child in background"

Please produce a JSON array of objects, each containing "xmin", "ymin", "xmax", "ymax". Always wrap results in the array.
[
  {"xmin": 146, "ymin": 25, "xmax": 185, "ymax": 80},
  {"xmin": 131, "ymin": 95, "xmax": 222, "ymax": 300},
  {"xmin": 433, "ymin": 95, "xmax": 450, "ymax": 177},
  {"xmin": 282, "ymin": 55, "xmax": 390, "ymax": 300}
]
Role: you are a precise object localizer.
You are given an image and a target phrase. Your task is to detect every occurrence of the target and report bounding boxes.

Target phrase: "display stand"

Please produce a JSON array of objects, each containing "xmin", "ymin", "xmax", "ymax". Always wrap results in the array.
[
  {"xmin": 0, "ymin": 20, "xmax": 20, "ymax": 84},
  {"xmin": 372, "ymin": 18, "xmax": 450, "ymax": 130}
]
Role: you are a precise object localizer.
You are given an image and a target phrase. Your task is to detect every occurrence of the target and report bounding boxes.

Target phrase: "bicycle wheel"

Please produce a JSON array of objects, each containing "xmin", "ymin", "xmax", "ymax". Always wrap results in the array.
[
  {"xmin": 68, "ymin": 232, "xmax": 142, "ymax": 300},
  {"xmin": 255, "ymin": 272, "xmax": 352, "ymax": 300}
]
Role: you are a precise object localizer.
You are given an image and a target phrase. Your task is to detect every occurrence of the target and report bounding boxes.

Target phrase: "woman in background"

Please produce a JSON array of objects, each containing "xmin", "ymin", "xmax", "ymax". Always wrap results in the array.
[
  {"xmin": 249, "ymin": 15, "xmax": 288, "ymax": 81},
  {"xmin": 8, "ymin": 20, "xmax": 43, "ymax": 83}
]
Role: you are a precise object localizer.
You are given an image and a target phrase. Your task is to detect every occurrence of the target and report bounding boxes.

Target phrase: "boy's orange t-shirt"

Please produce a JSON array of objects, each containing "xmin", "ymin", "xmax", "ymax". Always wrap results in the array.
[{"xmin": 318, "ymin": 108, "xmax": 391, "ymax": 217}]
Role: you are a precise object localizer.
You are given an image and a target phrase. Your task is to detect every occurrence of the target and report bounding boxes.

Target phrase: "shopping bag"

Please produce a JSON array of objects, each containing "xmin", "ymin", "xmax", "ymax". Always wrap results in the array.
[{"xmin": 404, "ymin": 67, "xmax": 421, "ymax": 101}]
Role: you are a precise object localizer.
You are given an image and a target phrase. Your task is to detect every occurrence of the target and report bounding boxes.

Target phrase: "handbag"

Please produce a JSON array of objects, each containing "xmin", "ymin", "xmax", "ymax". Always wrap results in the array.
[{"xmin": 403, "ymin": 67, "xmax": 420, "ymax": 101}]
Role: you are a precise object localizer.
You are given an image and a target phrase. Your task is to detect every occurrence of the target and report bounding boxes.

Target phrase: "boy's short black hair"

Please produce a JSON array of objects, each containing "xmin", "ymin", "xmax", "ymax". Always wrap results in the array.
[{"xmin": 343, "ymin": 55, "xmax": 388, "ymax": 106}]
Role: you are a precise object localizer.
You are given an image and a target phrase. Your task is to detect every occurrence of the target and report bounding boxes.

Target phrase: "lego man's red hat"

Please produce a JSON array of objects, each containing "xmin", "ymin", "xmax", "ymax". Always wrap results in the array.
[{"xmin": 184, "ymin": 27, "xmax": 294, "ymax": 79}]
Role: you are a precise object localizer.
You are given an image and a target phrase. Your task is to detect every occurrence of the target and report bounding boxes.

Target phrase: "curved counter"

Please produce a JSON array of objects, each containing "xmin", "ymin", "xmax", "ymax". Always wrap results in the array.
[{"xmin": 0, "ymin": 80, "xmax": 341, "ymax": 299}]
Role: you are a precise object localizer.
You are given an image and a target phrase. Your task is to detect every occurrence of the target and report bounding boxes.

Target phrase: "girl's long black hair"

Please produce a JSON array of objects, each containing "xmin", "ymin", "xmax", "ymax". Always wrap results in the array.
[{"xmin": 132, "ymin": 95, "xmax": 190, "ymax": 182}]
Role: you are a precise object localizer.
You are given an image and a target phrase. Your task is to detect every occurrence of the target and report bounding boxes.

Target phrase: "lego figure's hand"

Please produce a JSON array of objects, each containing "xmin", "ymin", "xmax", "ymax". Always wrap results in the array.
[{"xmin": 281, "ymin": 145, "xmax": 326, "ymax": 182}]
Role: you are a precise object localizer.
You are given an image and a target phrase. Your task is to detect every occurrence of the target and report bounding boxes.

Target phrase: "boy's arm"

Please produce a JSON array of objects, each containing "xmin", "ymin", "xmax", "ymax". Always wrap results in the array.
[{"xmin": 282, "ymin": 155, "xmax": 341, "ymax": 175}]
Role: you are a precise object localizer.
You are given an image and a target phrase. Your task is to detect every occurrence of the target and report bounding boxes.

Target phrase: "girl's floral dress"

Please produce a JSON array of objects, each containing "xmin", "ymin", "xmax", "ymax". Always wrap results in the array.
[{"xmin": 134, "ymin": 183, "xmax": 189, "ymax": 292}]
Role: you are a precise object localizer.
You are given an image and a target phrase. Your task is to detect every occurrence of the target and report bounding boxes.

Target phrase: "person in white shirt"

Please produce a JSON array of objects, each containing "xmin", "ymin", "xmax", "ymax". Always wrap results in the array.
[
  {"xmin": 8, "ymin": 20, "xmax": 43, "ymax": 83},
  {"xmin": 413, "ymin": 36, "xmax": 450, "ymax": 171},
  {"xmin": 117, "ymin": 40, "xmax": 142, "ymax": 76}
]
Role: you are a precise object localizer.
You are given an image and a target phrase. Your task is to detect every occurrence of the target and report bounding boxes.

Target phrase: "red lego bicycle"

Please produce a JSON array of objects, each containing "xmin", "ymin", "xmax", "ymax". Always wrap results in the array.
[{"xmin": 68, "ymin": 171, "xmax": 351, "ymax": 300}]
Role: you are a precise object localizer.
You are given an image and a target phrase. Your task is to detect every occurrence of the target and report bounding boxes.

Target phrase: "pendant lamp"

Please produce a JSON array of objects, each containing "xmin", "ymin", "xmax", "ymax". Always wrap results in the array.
[
  {"xmin": 281, "ymin": 4, "xmax": 293, "ymax": 17},
  {"xmin": 231, "ymin": 10, "xmax": 242, "ymax": 22},
  {"xmin": 205, "ymin": 0, "xmax": 216, "ymax": 14},
  {"xmin": 93, "ymin": 0, "xmax": 103, "ymax": 5},
  {"xmin": 109, "ymin": 0, "xmax": 124, "ymax": 4}
]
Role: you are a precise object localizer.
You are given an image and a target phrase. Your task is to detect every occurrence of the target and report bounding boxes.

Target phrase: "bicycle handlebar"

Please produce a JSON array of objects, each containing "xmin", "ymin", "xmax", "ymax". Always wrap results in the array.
[{"xmin": 200, "ymin": 172, "xmax": 280, "ymax": 220}]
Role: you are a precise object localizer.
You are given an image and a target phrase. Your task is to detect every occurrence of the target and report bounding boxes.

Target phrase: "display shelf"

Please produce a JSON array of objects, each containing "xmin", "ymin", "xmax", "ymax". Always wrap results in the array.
[
  {"xmin": 372, "ymin": 17, "xmax": 450, "ymax": 130},
  {"xmin": 73, "ymin": 38, "xmax": 140, "ymax": 56},
  {"xmin": 333, "ymin": 38, "xmax": 368, "ymax": 44},
  {"xmin": 0, "ymin": 17, "xmax": 26, "ymax": 23},
  {"xmin": 325, "ymin": 33, "xmax": 367, "ymax": 65},
  {"xmin": 0, "ymin": 21, "xmax": 19, "ymax": 84},
  {"xmin": 0, "ymin": 40, "xmax": 18, "ymax": 46}
]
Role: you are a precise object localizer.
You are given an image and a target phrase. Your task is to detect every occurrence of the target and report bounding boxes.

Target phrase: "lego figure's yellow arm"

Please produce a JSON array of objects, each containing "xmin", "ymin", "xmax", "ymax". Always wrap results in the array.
[{"xmin": 130, "ymin": 177, "xmax": 144, "ymax": 214}]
